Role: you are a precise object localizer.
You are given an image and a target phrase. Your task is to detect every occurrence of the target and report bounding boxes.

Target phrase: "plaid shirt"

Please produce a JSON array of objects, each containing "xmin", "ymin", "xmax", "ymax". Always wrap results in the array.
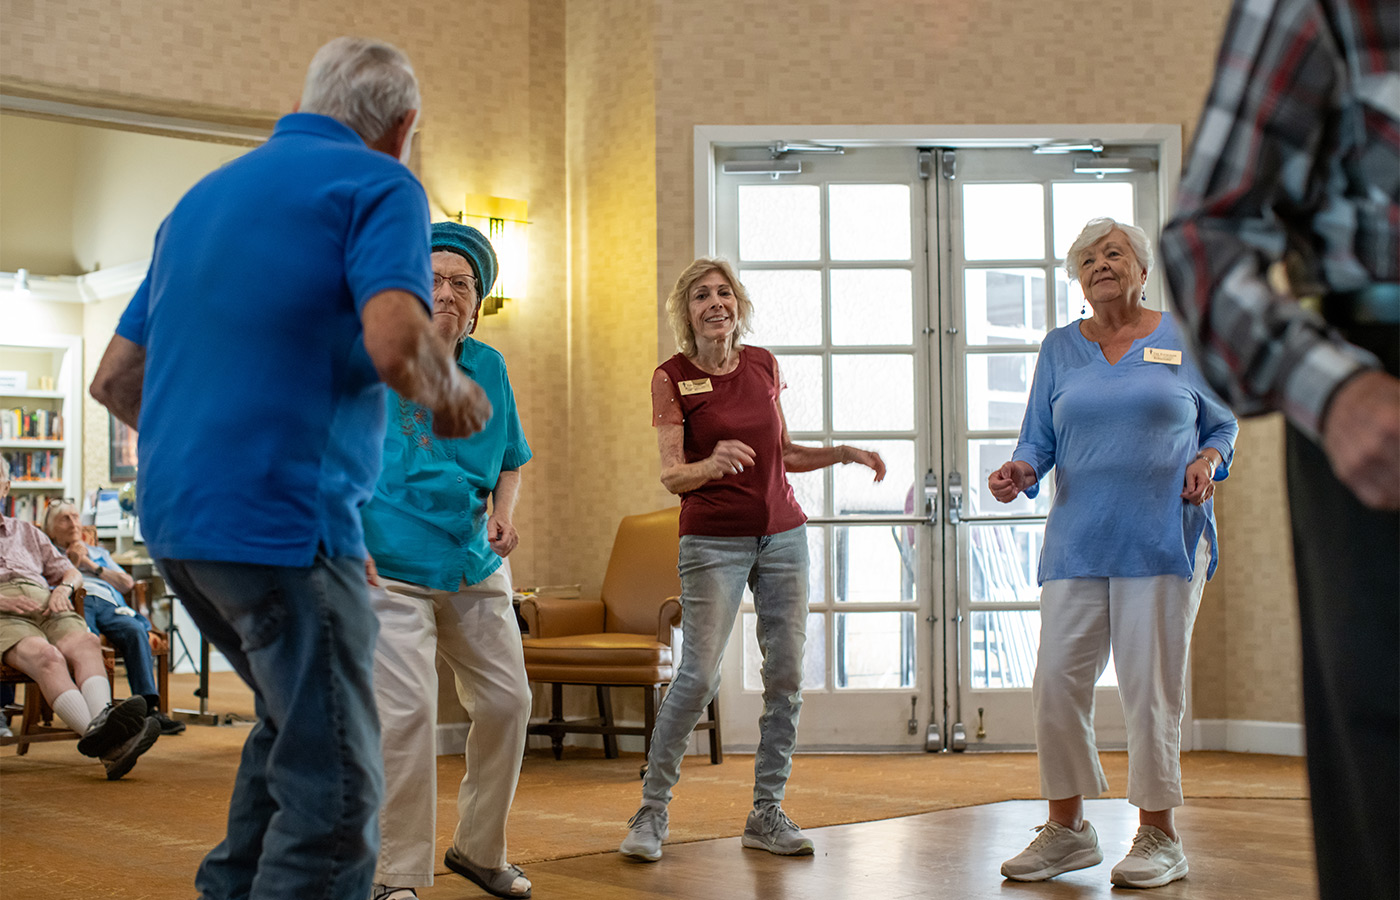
[{"xmin": 1161, "ymin": 0, "xmax": 1399, "ymax": 442}]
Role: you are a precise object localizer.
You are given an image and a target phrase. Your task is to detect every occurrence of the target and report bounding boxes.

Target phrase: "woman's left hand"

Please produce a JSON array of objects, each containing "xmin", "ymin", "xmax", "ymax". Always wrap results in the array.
[
  {"xmin": 1181, "ymin": 459, "xmax": 1215, "ymax": 506},
  {"xmin": 847, "ymin": 447, "xmax": 887, "ymax": 482}
]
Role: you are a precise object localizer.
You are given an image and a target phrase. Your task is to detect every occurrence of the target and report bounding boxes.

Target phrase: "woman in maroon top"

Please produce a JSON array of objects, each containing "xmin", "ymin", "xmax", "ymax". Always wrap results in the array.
[{"xmin": 619, "ymin": 257, "xmax": 884, "ymax": 863}]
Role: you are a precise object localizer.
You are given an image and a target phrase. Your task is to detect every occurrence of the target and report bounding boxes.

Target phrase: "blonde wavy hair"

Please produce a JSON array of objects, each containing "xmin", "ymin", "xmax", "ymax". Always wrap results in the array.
[{"xmin": 664, "ymin": 257, "xmax": 754, "ymax": 357}]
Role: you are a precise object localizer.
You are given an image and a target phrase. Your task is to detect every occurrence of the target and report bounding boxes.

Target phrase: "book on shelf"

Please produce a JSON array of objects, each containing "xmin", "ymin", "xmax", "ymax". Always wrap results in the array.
[
  {"xmin": 0, "ymin": 492, "xmax": 62, "ymax": 524},
  {"xmin": 1, "ymin": 450, "xmax": 63, "ymax": 482},
  {"xmin": 1, "ymin": 406, "xmax": 64, "ymax": 441}
]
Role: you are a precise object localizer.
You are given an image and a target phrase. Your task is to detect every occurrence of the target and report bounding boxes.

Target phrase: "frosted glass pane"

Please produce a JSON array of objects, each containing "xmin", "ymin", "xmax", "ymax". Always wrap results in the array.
[
  {"xmin": 1052, "ymin": 182, "xmax": 1135, "ymax": 260},
  {"xmin": 964, "ymin": 268, "xmax": 1048, "ymax": 346},
  {"xmin": 970, "ymin": 610, "xmax": 1117, "ymax": 688},
  {"xmin": 835, "ymin": 525, "xmax": 915, "ymax": 604},
  {"xmin": 744, "ymin": 611, "xmax": 826, "ymax": 691},
  {"xmin": 963, "ymin": 184, "xmax": 1045, "ymax": 261},
  {"xmin": 739, "ymin": 184, "xmax": 821, "ymax": 261},
  {"xmin": 968, "ymin": 438, "xmax": 1051, "ymax": 517},
  {"xmin": 830, "ymin": 269, "xmax": 914, "ymax": 345},
  {"xmin": 831, "ymin": 355, "xmax": 913, "ymax": 431},
  {"xmin": 743, "ymin": 269, "xmax": 822, "ymax": 346},
  {"xmin": 787, "ymin": 467, "xmax": 824, "ymax": 518},
  {"xmin": 806, "ymin": 526, "xmax": 827, "ymax": 607},
  {"xmin": 968, "ymin": 523, "xmax": 1043, "ymax": 606},
  {"xmin": 834, "ymin": 439, "xmax": 914, "ymax": 515},
  {"xmin": 966, "ymin": 352, "xmax": 1037, "ymax": 431},
  {"xmin": 836, "ymin": 612, "xmax": 915, "ymax": 689},
  {"xmin": 829, "ymin": 184, "xmax": 911, "ymax": 260},
  {"xmin": 775, "ymin": 354, "xmax": 823, "ymax": 432}
]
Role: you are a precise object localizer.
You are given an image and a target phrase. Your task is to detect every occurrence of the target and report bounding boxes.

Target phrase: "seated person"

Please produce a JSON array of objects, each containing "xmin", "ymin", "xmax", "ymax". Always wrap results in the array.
[
  {"xmin": 43, "ymin": 501, "xmax": 184, "ymax": 735},
  {"xmin": 0, "ymin": 467, "xmax": 160, "ymax": 778}
]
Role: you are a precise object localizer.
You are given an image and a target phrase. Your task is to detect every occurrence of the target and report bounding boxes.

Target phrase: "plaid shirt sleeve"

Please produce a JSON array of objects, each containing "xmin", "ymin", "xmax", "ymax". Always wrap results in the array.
[{"xmin": 1161, "ymin": 0, "xmax": 1398, "ymax": 442}]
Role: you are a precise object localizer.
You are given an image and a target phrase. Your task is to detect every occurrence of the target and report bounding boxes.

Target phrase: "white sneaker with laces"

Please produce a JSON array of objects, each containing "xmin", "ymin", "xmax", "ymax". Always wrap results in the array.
[
  {"xmin": 620, "ymin": 804, "xmax": 669, "ymax": 862},
  {"xmin": 1110, "ymin": 825, "xmax": 1188, "ymax": 888},
  {"xmin": 741, "ymin": 804, "xmax": 815, "ymax": 856},
  {"xmin": 1001, "ymin": 819, "xmax": 1103, "ymax": 881}
]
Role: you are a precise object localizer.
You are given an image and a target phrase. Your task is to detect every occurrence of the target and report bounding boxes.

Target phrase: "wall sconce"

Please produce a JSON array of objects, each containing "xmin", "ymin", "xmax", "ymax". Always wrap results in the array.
[{"xmin": 457, "ymin": 195, "xmax": 528, "ymax": 316}]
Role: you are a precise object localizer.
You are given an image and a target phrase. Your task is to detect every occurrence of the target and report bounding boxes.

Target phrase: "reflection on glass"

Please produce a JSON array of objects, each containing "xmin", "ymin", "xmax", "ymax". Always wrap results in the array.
[
  {"xmin": 831, "ymin": 269, "xmax": 914, "ymax": 345},
  {"xmin": 836, "ymin": 611, "xmax": 915, "ymax": 689},
  {"xmin": 806, "ymin": 526, "xmax": 827, "ymax": 607},
  {"xmin": 834, "ymin": 439, "xmax": 914, "ymax": 515},
  {"xmin": 787, "ymin": 468, "xmax": 824, "ymax": 518},
  {"xmin": 739, "ymin": 184, "xmax": 821, "ymax": 261},
  {"xmin": 832, "ymin": 355, "xmax": 914, "ymax": 431},
  {"xmin": 744, "ymin": 611, "xmax": 826, "ymax": 691},
  {"xmin": 966, "ymin": 353, "xmax": 1037, "ymax": 432},
  {"xmin": 835, "ymin": 525, "xmax": 914, "ymax": 604},
  {"xmin": 970, "ymin": 610, "xmax": 1118, "ymax": 688},
  {"xmin": 829, "ymin": 184, "xmax": 911, "ymax": 260},
  {"xmin": 968, "ymin": 523, "xmax": 1043, "ymax": 605},
  {"xmin": 968, "ymin": 439, "xmax": 1051, "ymax": 517},
  {"xmin": 963, "ymin": 184, "xmax": 1045, "ymax": 261},
  {"xmin": 743, "ymin": 269, "xmax": 822, "ymax": 346},
  {"xmin": 964, "ymin": 268, "xmax": 1048, "ymax": 346},
  {"xmin": 1051, "ymin": 182, "xmax": 1135, "ymax": 261},
  {"xmin": 776, "ymin": 354, "xmax": 823, "ymax": 431}
]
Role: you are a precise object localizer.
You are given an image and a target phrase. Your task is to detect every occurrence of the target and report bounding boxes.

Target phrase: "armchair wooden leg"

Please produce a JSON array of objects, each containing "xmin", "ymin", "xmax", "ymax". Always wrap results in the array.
[
  {"xmin": 597, "ymin": 686, "xmax": 618, "ymax": 759},
  {"xmin": 707, "ymin": 696, "xmax": 723, "ymax": 764},
  {"xmin": 549, "ymin": 683, "xmax": 565, "ymax": 760}
]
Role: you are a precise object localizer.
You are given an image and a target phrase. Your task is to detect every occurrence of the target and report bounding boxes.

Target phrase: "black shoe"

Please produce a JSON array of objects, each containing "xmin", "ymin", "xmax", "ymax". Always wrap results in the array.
[
  {"xmin": 76, "ymin": 695, "xmax": 147, "ymax": 758},
  {"xmin": 444, "ymin": 847, "xmax": 532, "ymax": 898},
  {"xmin": 101, "ymin": 716, "xmax": 160, "ymax": 780},
  {"xmin": 151, "ymin": 709, "xmax": 187, "ymax": 735}
]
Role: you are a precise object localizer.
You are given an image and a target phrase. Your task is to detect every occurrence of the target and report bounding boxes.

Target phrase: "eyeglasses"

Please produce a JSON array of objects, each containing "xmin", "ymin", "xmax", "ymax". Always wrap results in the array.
[{"xmin": 433, "ymin": 274, "xmax": 478, "ymax": 298}]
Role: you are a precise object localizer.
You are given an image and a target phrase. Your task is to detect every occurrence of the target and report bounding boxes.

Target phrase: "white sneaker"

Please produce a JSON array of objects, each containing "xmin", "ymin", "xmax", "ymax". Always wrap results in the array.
[
  {"xmin": 620, "ymin": 804, "xmax": 669, "ymax": 862},
  {"xmin": 1001, "ymin": 819, "xmax": 1104, "ymax": 881},
  {"xmin": 741, "ymin": 804, "xmax": 815, "ymax": 856},
  {"xmin": 1110, "ymin": 825, "xmax": 1188, "ymax": 888}
]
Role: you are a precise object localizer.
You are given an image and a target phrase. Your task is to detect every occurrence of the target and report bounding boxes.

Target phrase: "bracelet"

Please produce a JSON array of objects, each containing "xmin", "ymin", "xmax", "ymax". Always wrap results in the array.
[
  {"xmin": 93, "ymin": 566, "xmax": 104, "ymax": 579},
  {"xmin": 838, "ymin": 445, "xmax": 849, "ymax": 464},
  {"xmin": 1194, "ymin": 452, "xmax": 1217, "ymax": 478},
  {"xmin": 60, "ymin": 581, "xmax": 77, "ymax": 594}
]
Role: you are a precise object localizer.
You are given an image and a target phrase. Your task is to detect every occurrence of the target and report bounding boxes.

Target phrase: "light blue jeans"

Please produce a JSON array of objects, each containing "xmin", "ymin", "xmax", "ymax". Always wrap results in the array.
[
  {"xmin": 641, "ymin": 525, "xmax": 808, "ymax": 809},
  {"xmin": 158, "ymin": 555, "xmax": 383, "ymax": 900}
]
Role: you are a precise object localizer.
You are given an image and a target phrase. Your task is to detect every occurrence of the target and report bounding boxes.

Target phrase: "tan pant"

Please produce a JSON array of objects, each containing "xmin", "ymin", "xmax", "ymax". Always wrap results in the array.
[{"xmin": 0, "ymin": 579, "xmax": 89, "ymax": 655}]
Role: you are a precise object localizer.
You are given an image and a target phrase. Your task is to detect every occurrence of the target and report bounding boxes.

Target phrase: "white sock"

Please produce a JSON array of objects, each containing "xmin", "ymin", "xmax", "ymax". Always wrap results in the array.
[
  {"xmin": 79, "ymin": 676, "xmax": 112, "ymax": 718},
  {"xmin": 52, "ymin": 689, "xmax": 92, "ymax": 734}
]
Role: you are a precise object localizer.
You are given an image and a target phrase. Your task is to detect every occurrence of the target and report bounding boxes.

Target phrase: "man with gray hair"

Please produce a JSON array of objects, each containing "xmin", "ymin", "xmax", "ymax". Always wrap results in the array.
[{"xmin": 91, "ymin": 36, "xmax": 491, "ymax": 900}]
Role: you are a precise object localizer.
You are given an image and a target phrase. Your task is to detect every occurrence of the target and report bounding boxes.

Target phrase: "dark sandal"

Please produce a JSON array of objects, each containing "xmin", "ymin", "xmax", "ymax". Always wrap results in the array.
[{"xmin": 444, "ymin": 847, "xmax": 532, "ymax": 899}]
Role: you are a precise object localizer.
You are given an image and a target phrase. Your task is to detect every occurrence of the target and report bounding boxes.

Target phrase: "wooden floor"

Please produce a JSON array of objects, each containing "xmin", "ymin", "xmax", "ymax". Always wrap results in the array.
[{"xmin": 417, "ymin": 798, "xmax": 1315, "ymax": 900}]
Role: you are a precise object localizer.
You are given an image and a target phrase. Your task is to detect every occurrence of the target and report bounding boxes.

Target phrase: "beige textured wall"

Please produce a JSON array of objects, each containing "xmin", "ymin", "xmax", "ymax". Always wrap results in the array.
[{"xmin": 0, "ymin": 115, "xmax": 80, "ymax": 274}]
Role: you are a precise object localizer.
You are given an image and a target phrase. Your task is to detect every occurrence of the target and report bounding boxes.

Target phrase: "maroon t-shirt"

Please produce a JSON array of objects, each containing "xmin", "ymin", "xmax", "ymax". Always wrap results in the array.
[{"xmin": 654, "ymin": 346, "xmax": 806, "ymax": 537}]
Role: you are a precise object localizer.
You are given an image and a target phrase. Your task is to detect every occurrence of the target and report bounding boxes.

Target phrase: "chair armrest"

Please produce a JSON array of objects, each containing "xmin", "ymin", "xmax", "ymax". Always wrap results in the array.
[
  {"xmin": 657, "ymin": 596, "xmax": 682, "ymax": 644},
  {"xmin": 520, "ymin": 595, "xmax": 605, "ymax": 639},
  {"xmin": 73, "ymin": 586, "xmax": 85, "ymax": 618},
  {"xmin": 127, "ymin": 580, "xmax": 152, "ymax": 617}
]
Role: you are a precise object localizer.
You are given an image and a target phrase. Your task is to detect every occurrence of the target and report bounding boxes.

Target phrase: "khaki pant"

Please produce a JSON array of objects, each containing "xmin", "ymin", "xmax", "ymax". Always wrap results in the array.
[{"xmin": 0, "ymin": 579, "xmax": 89, "ymax": 655}]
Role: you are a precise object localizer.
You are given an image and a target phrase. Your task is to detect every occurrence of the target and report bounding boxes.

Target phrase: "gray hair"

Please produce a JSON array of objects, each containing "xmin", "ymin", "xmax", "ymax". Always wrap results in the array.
[
  {"xmin": 42, "ymin": 499, "xmax": 79, "ymax": 534},
  {"xmin": 299, "ymin": 37, "xmax": 420, "ymax": 145},
  {"xmin": 664, "ymin": 257, "xmax": 754, "ymax": 357},
  {"xmin": 1064, "ymin": 217, "xmax": 1153, "ymax": 278}
]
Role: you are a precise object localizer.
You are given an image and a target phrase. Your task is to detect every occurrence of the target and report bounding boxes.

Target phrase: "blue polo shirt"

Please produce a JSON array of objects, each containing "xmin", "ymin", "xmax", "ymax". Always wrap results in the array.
[
  {"xmin": 116, "ymin": 113, "xmax": 432, "ymax": 566},
  {"xmin": 1012, "ymin": 313, "xmax": 1238, "ymax": 583},
  {"xmin": 79, "ymin": 544, "xmax": 128, "ymax": 610},
  {"xmin": 362, "ymin": 336, "xmax": 531, "ymax": 591}
]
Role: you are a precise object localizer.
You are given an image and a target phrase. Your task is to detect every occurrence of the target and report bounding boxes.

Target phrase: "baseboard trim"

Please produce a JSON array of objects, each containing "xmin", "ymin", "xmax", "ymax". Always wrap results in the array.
[{"xmin": 1192, "ymin": 719, "xmax": 1304, "ymax": 756}]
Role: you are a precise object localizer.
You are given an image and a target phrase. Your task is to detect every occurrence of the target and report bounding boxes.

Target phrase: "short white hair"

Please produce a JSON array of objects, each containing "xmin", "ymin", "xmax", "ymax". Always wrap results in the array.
[
  {"xmin": 42, "ymin": 500, "xmax": 79, "ymax": 535},
  {"xmin": 1064, "ymin": 217, "xmax": 1153, "ymax": 277},
  {"xmin": 299, "ymin": 37, "xmax": 420, "ymax": 145}
]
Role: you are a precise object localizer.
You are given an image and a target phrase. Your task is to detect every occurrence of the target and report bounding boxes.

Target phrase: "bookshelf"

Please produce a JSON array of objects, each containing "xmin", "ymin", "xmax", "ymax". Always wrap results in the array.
[{"xmin": 0, "ymin": 335, "xmax": 83, "ymax": 523}]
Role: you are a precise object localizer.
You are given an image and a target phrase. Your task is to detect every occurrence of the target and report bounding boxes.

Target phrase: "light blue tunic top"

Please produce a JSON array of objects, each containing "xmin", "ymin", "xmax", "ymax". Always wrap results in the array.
[
  {"xmin": 361, "ymin": 336, "xmax": 531, "ymax": 592},
  {"xmin": 1012, "ymin": 313, "xmax": 1238, "ymax": 583}
]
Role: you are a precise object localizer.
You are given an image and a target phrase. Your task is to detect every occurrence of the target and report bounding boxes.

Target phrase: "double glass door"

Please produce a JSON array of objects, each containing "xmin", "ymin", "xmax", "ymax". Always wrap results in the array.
[{"xmin": 707, "ymin": 140, "xmax": 1160, "ymax": 751}]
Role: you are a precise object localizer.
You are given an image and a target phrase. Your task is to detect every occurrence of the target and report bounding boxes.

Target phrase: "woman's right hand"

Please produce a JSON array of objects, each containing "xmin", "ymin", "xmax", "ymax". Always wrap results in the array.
[
  {"xmin": 709, "ymin": 439, "xmax": 756, "ymax": 479},
  {"xmin": 988, "ymin": 460, "xmax": 1037, "ymax": 503}
]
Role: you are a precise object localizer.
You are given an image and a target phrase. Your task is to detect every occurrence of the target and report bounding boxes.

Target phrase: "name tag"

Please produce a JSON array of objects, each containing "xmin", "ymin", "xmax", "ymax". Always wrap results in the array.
[
  {"xmin": 677, "ymin": 378, "xmax": 713, "ymax": 395},
  {"xmin": 1144, "ymin": 347, "xmax": 1182, "ymax": 365}
]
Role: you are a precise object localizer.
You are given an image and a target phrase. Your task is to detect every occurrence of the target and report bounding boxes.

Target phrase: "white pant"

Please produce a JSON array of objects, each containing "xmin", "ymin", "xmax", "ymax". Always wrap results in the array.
[
  {"xmin": 371, "ymin": 565, "xmax": 530, "ymax": 887},
  {"xmin": 1033, "ymin": 537, "xmax": 1210, "ymax": 812}
]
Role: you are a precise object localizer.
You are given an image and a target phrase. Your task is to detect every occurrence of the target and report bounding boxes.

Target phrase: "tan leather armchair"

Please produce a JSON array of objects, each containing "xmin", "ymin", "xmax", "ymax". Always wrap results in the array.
[{"xmin": 520, "ymin": 507, "xmax": 721, "ymax": 767}]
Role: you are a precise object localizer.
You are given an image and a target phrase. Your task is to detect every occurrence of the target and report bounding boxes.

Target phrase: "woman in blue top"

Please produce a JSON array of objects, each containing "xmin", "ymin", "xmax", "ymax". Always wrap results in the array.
[
  {"xmin": 990, "ymin": 218, "xmax": 1238, "ymax": 890},
  {"xmin": 362, "ymin": 222, "xmax": 533, "ymax": 900}
]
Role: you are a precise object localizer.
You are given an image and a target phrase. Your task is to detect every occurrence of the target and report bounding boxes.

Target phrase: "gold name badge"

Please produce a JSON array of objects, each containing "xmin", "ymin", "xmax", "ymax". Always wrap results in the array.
[
  {"xmin": 1143, "ymin": 347, "xmax": 1183, "ymax": 365},
  {"xmin": 677, "ymin": 378, "xmax": 714, "ymax": 395}
]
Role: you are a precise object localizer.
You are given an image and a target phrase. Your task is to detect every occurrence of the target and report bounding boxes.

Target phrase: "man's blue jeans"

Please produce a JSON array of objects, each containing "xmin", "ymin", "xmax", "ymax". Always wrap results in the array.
[
  {"xmin": 641, "ymin": 525, "xmax": 808, "ymax": 809},
  {"xmin": 157, "ymin": 555, "xmax": 383, "ymax": 900},
  {"xmin": 83, "ymin": 601, "xmax": 158, "ymax": 701}
]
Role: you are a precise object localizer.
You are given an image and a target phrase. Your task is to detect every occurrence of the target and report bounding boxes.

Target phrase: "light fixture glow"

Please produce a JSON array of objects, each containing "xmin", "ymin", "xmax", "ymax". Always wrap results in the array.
[{"xmin": 458, "ymin": 195, "xmax": 528, "ymax": 315}]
